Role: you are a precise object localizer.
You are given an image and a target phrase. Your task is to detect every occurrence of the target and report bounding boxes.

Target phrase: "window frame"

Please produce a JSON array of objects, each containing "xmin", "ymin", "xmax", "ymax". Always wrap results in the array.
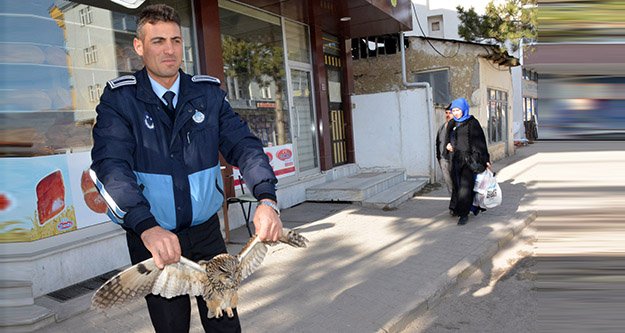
[
  {"xmin": 414, "ymin": 68, "xmax": 451, "ymax": 106},
  {"xmin": 487, "ymin": 88, "xmax": 508, "ymax": 143}
]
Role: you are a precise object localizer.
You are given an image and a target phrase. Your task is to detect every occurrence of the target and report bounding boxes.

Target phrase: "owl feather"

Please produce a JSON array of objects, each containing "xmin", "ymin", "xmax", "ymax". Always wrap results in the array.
[{"xmin": 91, "ymin": 228, "xmax": 308, "ymax": 318}]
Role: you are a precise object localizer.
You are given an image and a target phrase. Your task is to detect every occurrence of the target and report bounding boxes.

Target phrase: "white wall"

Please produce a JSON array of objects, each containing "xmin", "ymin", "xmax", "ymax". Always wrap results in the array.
[
  {"xmin": 511, "ymin": 61, "xmax": 525, "ymax": 141},
  {"xmin": 352, "ymin": 88, "xmax": 434, "ymax": 178}
]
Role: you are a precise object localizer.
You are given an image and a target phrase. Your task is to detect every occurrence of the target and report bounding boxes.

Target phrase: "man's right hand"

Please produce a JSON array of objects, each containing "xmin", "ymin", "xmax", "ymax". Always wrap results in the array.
[{"xmin": 140, "ymin": 226, "xmax": 181, "ymax": 269}]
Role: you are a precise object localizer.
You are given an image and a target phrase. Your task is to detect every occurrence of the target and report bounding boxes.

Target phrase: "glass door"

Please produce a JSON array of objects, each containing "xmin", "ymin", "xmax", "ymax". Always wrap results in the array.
[
  {"xmin": 289, "ymin": 68, "xmax": 318, "ymax": 173},
  {"xmin": 284, "ymin": 19, "xmax": 319, "ymax": 177}
]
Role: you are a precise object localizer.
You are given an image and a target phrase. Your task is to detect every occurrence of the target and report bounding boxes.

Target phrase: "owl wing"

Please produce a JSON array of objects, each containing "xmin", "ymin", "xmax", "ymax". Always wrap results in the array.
[
  {"xmin": 91, "ymin": 256, "xmax": 207, "ymax": 309},
  {"xmin": 237, "ymin": 228, "xmax": 308, "ymax": 281}
]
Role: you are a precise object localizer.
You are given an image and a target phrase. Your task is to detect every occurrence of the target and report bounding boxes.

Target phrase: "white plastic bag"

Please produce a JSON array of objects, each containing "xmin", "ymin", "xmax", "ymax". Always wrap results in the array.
[{"xmin": 473, "ymin": 169, "xmax": 502, "ymax": 209}]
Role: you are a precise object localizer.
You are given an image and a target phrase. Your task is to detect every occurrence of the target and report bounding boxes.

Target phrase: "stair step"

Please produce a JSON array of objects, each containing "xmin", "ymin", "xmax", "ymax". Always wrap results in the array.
[
  {"xmin": 0, "ymin": 304, "xmax": 55, "ymax": 332},
  {"xmin": 306, "ymin": 171, "xmax": 405, "ymax": 202},
  {"xmin": 0, "ymin": 280, "xmax": 34, "ymax": 307},
  {"xmin": 362, "ymin": 178, "xmax": 428, "ymax": 209}
]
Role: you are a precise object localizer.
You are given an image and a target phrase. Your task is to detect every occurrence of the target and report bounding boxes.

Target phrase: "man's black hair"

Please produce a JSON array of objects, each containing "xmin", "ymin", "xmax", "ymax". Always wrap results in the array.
[{"xmin": 136, "ymin": 4, "xmax": 181, "ymax": 38}]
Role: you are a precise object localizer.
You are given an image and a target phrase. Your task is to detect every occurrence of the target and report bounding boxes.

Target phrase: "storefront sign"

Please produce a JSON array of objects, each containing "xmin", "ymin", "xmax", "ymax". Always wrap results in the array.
[
  {"xmin": 232, "ymin": 143, "xmax": 296, "ymax": 187},
  {"xmin": 1, "ymin": 155, "xmax": 77, "ymax": 242},
  {"xmin": 0, "ymin": 152, "xmax": 109, "ymax": 243},
  {"xmin": 255, "ymin": 101, "xmax": 276, "ymax": 109}
]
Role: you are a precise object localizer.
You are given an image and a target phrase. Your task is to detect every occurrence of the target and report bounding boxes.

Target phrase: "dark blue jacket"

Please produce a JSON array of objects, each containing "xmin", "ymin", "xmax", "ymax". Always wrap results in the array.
[{"xmin": 91, "ymin": 68, "xmax": 276, "ymax": 234}]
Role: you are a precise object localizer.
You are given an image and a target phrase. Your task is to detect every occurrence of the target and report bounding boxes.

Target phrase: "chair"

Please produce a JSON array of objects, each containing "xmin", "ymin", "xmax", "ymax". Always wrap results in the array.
[{"xmin": 226, "ymin": 175, "xmax": 257, "ymax": 237}]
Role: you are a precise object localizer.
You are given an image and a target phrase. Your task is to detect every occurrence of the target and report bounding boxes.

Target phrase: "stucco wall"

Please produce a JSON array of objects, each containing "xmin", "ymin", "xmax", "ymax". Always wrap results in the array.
[
  {"xmin": 352, "ymin": 88, "xmax": 435, "ymax": 178},
  {"xmin": 478, "ymin": 57, "xmax": 514, "ymax": 160},
  {"xmin": 353, "ymin": 38, "xmax": 480, "ymax": 103},
  {"xmin": 353, "ymin": 37, "xmax": 515, "ymax": 163}
]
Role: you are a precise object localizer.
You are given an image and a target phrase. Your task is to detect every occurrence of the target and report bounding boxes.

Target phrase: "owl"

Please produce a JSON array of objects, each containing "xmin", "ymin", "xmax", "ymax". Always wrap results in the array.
[{"xmin": 91, "ymin": 228, "xmax": 308, "ymax": 318}]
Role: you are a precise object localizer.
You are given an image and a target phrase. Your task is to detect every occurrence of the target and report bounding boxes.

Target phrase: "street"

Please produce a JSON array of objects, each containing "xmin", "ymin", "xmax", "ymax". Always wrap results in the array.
[
  {"xmin": 403, "ymin": 141, "xmax": 625, "ymax": 332},
  {"xmin": 31, "ymin": 141, "xmax": 624, "ymax": 333},
  {"xmin": 403, "ymin": 225, "xmax": 537, "ymax": 332}
]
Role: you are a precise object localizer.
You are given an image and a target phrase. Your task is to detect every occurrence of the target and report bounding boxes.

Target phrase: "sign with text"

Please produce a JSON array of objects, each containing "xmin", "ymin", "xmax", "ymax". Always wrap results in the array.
[{"xmin": 232, "ymin": 143, "xmax": 296, "ymax": 188}]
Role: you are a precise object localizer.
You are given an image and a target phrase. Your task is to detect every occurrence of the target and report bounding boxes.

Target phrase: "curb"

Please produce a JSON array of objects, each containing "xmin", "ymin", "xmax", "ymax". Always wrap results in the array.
[{"xmin": 379, "ymin": 211, "xmax": 537, "ymax": 333}]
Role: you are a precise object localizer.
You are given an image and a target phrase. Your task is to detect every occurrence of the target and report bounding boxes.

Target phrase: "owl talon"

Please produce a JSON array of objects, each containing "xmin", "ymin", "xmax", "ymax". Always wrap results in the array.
[
  {"xmin": 226, "ymin": 307, "xmax": 234, "ymax": 318},
  {"xmin": 214, "ymin": 308, "xmax": 223, "ymax": 318}
]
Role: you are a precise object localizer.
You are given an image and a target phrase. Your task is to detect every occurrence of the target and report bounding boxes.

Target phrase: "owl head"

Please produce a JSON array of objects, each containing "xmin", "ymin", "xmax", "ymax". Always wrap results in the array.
[{"xmin": 205, "ymin": 254, "xmax": 240, "ymax": 289}]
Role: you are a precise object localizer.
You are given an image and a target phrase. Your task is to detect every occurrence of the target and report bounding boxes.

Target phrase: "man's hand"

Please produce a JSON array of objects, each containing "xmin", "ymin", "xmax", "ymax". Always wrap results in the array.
[
  {"xmin": 253, "ymin": 199, "xmax": 283, "ymax": 242},
  {"xmin": 140, "ymin": 226, "xmax": 181, "ymax": 269},
  {"xmin": 446, "ymin": 143, "xmax": 454, "ymax": 152}
]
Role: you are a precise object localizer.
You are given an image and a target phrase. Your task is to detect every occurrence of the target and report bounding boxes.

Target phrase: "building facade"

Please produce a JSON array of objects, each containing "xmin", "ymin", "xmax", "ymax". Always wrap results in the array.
[{"xmin": 352, "ymin": 36, "xmax": 516, "ymax": 169}]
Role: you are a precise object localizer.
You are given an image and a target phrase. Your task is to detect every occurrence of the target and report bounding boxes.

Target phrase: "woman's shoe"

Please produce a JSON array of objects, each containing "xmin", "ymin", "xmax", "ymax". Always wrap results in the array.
[
  {"xmin": 458, "ymin": 215, "xmax": 469, "ymax": 225},
  {"xmin": 471, "ymin": 206, "xmax": 487, "ymax": 216}
]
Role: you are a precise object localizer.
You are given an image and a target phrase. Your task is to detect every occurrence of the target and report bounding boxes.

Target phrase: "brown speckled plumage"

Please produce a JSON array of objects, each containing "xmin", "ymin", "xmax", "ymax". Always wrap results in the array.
[{"xmin": 92, "ymin": 228, "xmax": 308, "ymax": 318}]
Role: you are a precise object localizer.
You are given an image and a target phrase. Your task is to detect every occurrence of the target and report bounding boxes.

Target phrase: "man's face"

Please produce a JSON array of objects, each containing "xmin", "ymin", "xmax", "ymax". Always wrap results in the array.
[
  {"xmin": 452, "ymin": 107, "xmax": 463, "ymax": 119},
  {"xmin": 133, "ymin": 21, "xmax": 182, "ymax": 87},
  {"xmin": 445, "ymin": 110, "xmax": 453, "ymax": 121}
]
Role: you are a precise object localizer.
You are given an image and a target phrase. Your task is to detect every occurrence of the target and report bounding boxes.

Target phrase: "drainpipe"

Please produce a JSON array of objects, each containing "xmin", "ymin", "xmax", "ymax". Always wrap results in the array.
[{"xmin": 400, "ymin": 32, "xmax": 436, "ymax": 182}]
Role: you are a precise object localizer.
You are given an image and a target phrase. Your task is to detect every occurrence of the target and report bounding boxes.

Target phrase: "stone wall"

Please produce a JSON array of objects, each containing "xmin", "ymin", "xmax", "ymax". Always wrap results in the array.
[{"xmin": 353, "ymin": 37, "xmax": 515, "ymax": 161}]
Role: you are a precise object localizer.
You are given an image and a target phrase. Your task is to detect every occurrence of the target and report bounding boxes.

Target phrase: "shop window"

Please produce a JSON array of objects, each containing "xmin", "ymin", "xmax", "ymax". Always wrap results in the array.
[
  {"xmin": 487, "ymin": 88, "xmax": 508, "ymax": 143},
  {"xmin": 0, "ymin": 1, "xmax": 196, "ymax": 158},
  {"xmin": 285, "ymin": 20, "xmax": 310, "ymax": 64},
  {"xmin": 415, "ymin": 69, "xmax": 450, "ymax": 106},
  {"xmin": 219, "ymin": 0, "xmax": 291, "ymax": 148},
  {"xmin": 1, "ymin": 1, "xmax": 196, "ymax": 241}
]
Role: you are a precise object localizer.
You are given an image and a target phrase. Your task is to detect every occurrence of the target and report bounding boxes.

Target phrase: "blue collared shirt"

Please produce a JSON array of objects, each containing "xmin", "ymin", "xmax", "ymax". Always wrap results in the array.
[{"xmin": 148, "ymin": 74, "xmax": 181, "ymax": 108}]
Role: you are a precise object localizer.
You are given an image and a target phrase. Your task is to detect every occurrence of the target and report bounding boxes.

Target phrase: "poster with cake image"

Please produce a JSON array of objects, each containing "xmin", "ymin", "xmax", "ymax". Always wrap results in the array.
[
  {"xmin": 0, "ymin": 155, "xmax": 77, "ymax": 242},
  {"xmin": 66, "ymin": 151, "xmax": 110, "ymax": 229}
]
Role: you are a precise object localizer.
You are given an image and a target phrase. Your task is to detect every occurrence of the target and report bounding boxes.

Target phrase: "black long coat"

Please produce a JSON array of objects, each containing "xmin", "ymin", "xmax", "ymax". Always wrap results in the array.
[{"xmin": 446, "ymin": 116, "xmax": 490, "ymax": 217}]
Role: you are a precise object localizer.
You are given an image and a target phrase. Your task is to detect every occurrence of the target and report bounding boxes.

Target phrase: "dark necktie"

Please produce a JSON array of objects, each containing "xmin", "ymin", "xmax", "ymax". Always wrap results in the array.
[{"xmin": 163, "ymin": 91, "xmax": 176, "ymax": 116}]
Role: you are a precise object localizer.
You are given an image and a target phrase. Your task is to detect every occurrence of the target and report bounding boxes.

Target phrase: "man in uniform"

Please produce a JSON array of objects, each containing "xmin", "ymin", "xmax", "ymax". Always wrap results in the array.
[{"xmin": 90, "ymin": 4, "xmax": 281, "ymax": 332}]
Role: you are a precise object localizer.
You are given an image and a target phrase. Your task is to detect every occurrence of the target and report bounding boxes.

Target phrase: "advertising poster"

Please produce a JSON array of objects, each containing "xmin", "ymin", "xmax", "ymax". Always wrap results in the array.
[
  {"xmin": 66, "ymin": 151, "xmax": 110, "ymax": 229},
  {"xmin": 233, "ymin": 143, "xmax": 296, "ymax": 187},
  {"xmin": 0, "ymin": 155, "xmax": 77, "ymax": 242}
]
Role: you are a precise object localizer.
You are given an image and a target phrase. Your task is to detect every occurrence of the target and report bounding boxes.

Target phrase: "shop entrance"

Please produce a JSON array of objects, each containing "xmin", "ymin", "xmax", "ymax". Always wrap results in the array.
[{"xmin": 323, "ymin": 34, "xmax": 348, "ymax": 166}]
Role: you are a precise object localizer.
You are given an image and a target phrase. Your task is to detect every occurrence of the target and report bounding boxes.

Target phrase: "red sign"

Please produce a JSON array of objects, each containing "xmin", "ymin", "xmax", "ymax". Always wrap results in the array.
[
  {"xmin": 276, "ymin": 148, "xmax": 292, "ymax": 161},
  {"xmin": 256, "ymin": 101, "xmax": 276, "ymax": 109}
]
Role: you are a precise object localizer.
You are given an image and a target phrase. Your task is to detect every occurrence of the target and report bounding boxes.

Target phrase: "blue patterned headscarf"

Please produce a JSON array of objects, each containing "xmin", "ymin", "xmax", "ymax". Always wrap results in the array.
[{"xmin": 450, "ymin": 98, "xmax": 470, "ymax": 123}]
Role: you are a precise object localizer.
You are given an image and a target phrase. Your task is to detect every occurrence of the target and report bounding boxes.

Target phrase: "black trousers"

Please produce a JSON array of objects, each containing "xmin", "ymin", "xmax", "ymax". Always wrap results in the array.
[
  {"xmin": 450, "ymin": 161, "xmax": 475, "ymax": 217},
  {"xmin": 125, "ymin": 215, "xmax": 242, "ymax": 333}
]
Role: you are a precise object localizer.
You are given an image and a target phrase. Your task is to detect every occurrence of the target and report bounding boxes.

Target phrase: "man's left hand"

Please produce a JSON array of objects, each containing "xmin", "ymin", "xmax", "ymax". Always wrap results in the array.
[{"xmin": 253, "ymin": 199, "xmax": 283, "ymax": 242}]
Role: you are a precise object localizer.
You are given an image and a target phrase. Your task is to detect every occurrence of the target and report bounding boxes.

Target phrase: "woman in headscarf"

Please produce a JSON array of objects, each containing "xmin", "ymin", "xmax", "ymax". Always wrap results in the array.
[{"xmin": 445, "ymin": 98, "xmax": 490, "ymax": 225}]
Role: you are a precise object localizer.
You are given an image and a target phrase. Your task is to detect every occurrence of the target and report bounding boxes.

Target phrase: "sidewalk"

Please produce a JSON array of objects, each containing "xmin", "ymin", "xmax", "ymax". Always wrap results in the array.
[{"xmin": 36, "ymin": 150, "xmax": 536, "ymax": 333}]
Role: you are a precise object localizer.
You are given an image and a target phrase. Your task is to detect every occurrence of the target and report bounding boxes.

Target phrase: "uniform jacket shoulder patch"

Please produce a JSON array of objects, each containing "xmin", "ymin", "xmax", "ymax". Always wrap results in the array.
[
  {"xmin": 107, "ymin": 75, "xmax": 137, "ymax": 89},
  {"xmin": 191, "ymin": 75, "xmax": 221, "ymax": 85}
]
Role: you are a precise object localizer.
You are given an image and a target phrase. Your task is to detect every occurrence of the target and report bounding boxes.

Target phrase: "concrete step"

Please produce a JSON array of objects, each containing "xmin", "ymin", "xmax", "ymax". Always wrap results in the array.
[
  {"xmin": 362, "ymin": 178, "xmax": 429, "ymax": 209},
  {"xmin": 0, "ymin": 304, "xmax": 55, "ymax": 333},
  {"xmin": 0, "ymin": 280, "xmax": 55, "ymax": 332},
  {"xmin": 0, "ymin": 280, "xmax": 34, "ymax": 307},
  {"xmin": 305, "ymin": 171, "xmax": 405, "ymax": 202}
]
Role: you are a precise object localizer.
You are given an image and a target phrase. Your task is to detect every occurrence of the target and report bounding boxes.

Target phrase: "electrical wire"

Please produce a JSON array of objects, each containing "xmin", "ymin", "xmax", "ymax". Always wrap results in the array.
[{"xmin": 411, "ymin": 3, "xmax": 460, "ymax": 58}]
